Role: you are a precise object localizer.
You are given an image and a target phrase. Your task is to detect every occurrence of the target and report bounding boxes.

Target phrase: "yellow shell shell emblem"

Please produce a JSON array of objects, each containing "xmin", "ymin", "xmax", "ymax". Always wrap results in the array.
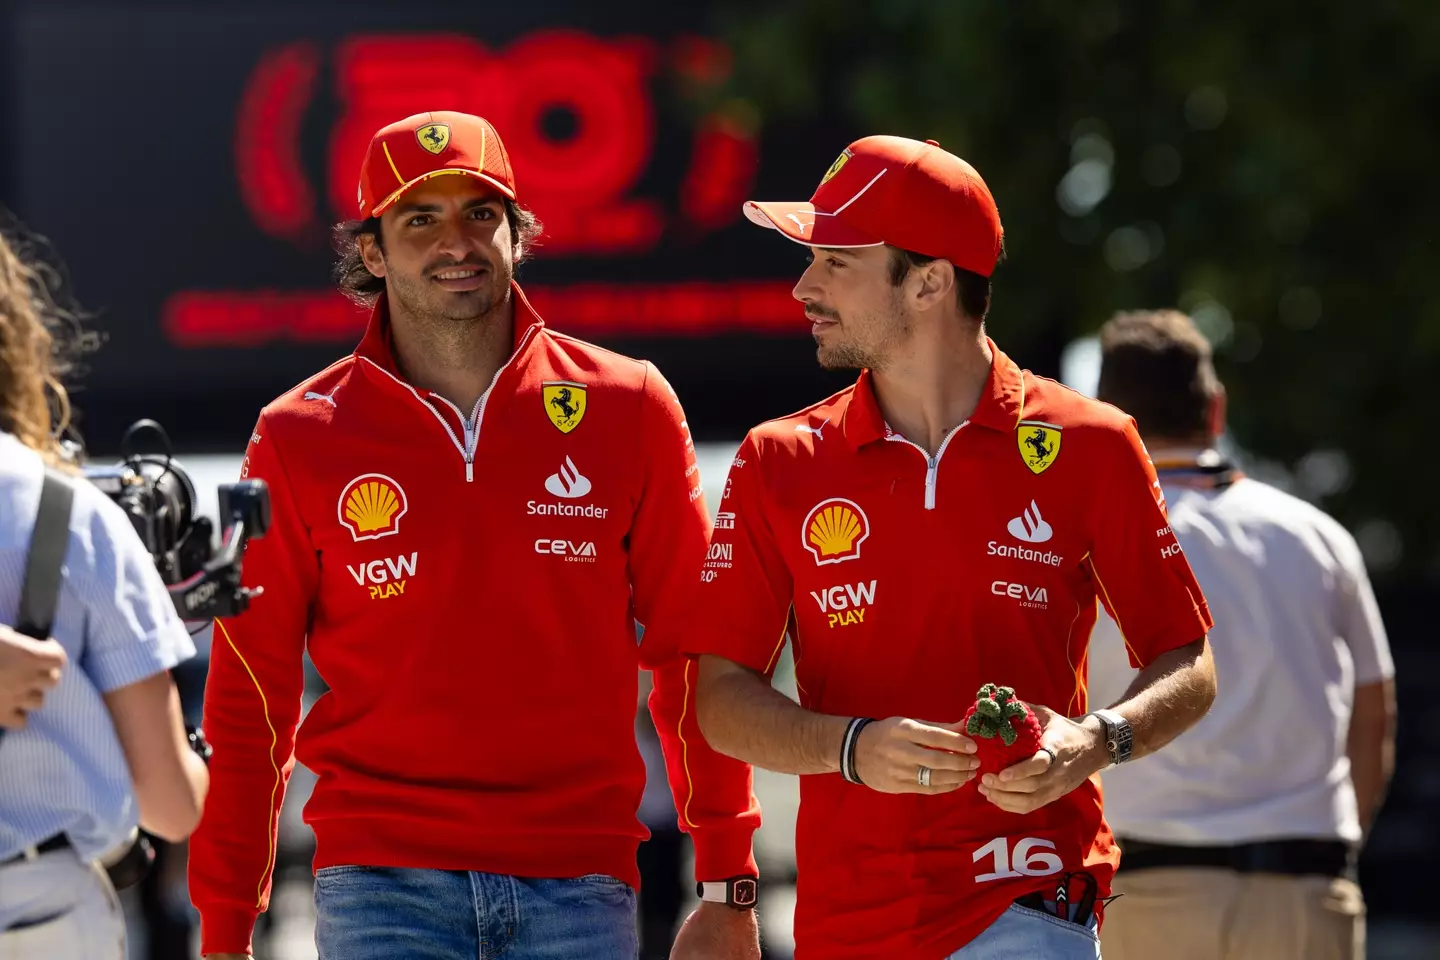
[
  {"xmin": 416, "ymin": 122, "xmax": 451, "ymax": 155},
  {"xmin": 338, "ymin": 474, "xmax": 409, "ymax": 541},
  {"xmin": 1017, "ymin": 421, "xmax": 1062, "ymax": 475},
  {"xmin": 803, "ymin": 498, "xmax": 871, "ymax": 565},
  {"xmin": 543, "ymin": 381, "xmax": 587, "ymax": 434}
]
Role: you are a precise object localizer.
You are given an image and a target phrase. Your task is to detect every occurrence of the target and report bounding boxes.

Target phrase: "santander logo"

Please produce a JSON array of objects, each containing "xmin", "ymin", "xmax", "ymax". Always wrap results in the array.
[
  {"xmin": 1006, "ymin": 500, "xmax": 1053, "ymax": 544},
  {"xmin": 544, "ymin": 456, "xmax": 592, "ymax": 499}
]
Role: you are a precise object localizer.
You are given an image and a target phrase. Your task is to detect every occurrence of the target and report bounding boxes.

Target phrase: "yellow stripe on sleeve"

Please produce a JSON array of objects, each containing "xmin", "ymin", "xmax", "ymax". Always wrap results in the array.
[
  {"xmin": 761, "ymin": 608, "xmax": 792, "ymax": 676},
  {"xmin": 677, "ymin": 658, "xmax": 698, "ymax": 829},
  {"xmin": 1087, "ymin": 554, "xmax": 1145, "ymax": 667},
  {"xmin": 677, "ymin": 610, "xmax": 792, "ymax": 829},
  {"xmin": 213, "ymin": 618, "xmax": 285, "ymax": 908}
]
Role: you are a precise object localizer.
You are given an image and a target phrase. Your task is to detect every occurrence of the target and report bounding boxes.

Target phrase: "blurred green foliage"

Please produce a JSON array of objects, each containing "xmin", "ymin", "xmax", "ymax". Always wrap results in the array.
[{"xmin": 714, "ymin": 0, "xmax": 1440, "ymax": 582}]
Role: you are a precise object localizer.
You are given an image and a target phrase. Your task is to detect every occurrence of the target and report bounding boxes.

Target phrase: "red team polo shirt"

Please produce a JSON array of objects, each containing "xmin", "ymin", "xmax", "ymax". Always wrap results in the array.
[{"xmin": 685, "ymin": 342, "xmax": 1213, "ymax": 958}]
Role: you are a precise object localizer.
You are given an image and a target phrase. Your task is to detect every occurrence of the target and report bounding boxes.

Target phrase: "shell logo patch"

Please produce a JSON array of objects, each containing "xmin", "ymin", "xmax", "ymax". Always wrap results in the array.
[
  {"xmin": 803, "ymin": 498, "xmax": 870, "ymax": 565},
  {"xmin": 338, "ymin": 473, "xmax": 409, "ymax": 541}
]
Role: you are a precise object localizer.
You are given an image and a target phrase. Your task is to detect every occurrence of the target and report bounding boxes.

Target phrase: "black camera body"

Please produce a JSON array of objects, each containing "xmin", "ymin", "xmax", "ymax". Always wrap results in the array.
[{"xmin": 79, "ymin": 419, "xmax": 271, "ymax": 622}]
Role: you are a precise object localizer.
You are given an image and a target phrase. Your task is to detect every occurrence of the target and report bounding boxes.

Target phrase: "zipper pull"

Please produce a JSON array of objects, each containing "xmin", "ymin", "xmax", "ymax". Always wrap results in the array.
[{"xmin": 466, "ymin": 461, "xmax": 474, "ymax": 483}]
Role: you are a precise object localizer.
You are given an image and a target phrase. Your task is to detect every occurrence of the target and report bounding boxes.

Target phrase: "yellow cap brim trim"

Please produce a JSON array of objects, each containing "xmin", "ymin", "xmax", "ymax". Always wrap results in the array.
[{"xmin": 371, "ymin": 168, "xmax": 517, "ymax": 217}]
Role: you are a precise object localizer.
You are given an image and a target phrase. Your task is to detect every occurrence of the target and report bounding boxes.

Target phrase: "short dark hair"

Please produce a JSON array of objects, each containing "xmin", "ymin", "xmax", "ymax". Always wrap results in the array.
[
  {"xmin": 1097, "ymin": 309, "xmax": 1222, "ymax": 440},
  {"xmin": 332, "ymin": 198, "xmax": 543, "ymax": 306},
  {"xmin": 885, "ymin": 245, "xmax": 1000, "ymax": 322}
]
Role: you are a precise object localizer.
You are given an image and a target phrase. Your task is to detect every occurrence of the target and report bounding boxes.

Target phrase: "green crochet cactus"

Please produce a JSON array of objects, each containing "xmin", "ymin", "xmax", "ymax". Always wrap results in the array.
[{"xmin": 964, "ymin": 683, "xmax": 1031, "ymax": 747}]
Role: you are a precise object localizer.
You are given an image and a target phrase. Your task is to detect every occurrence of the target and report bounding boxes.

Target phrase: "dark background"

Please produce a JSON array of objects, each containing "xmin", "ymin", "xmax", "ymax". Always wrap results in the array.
[
  {"xmin": 3, "ymin": 0, "xmax": 1436, "ymax": 952},
  {"xmin": 1, "ymin": 0, "xmax": 880, "ymax": 453}
]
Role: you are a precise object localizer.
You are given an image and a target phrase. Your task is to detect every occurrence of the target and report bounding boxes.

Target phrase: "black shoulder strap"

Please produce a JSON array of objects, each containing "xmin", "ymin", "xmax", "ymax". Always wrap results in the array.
[{"xmin": 16, "ymin": 468, "xmax": 76, "ymax": 640}]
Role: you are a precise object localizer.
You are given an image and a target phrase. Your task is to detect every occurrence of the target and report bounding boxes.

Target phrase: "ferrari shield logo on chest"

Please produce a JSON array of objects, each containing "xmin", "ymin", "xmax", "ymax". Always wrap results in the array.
[
  {"xmin": 1017, "ymin": 421, "xmax": 1062, "ymax": 475},
  {"xmin": 543, "ymin": 381, "xmax": 587, "ymax": 434}
]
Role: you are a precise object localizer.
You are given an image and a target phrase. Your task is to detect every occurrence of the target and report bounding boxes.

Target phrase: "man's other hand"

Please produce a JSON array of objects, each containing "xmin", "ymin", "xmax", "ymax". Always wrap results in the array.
[
  {"xmin": 0, "ymin": 624, "xmax": 66, "ymax": 728},
  {"xmin": 670, "ymin": 901, "xmax": 761, "ymax": 959},
  {"xmin": 853, "ymin": 717, "xmax": 979, "ymax": 794},
  {"xmin": 978, "ymin": 704, "xmax": 1107, "ymax": 814}
]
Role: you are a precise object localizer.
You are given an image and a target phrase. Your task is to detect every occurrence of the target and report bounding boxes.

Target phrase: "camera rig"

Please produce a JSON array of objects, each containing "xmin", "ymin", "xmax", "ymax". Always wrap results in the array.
[{"xmin": 79, "ymin": 419, "xmax": 270, "ymax": 623}]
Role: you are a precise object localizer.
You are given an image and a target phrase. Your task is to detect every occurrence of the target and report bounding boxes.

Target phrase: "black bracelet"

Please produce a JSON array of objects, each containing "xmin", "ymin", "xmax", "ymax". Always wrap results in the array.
[
  {"xmin": 840, "ymin": 717, "xmax": 875, "ymax": 784},
  {"xmin": 839, "ymin": 717, "xmax": 864, "ymax": 782}
]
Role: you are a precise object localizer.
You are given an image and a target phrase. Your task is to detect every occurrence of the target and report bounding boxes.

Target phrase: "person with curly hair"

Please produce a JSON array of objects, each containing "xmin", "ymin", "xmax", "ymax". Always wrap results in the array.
[
  {"xmin": 189, "ymin": 113, "xmax": 763, "ymax": 960},
  {"xmin": 0, "ymin": 218, "xmax": 208, "ymax": 957}
]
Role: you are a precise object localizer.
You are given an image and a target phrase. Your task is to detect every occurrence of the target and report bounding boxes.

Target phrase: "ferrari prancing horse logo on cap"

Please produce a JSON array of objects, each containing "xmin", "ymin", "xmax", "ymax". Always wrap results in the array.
[
  {"xmin": 1018, "ymin": 421, "xmax": 1062, "ymax": 475},
  {"xmin": 417, "ymin": 122, "xmax": 451, "ymax": 155},
  {"xmin": 820, "ymin": 149, "xmax": 852, "ymax": 185}
]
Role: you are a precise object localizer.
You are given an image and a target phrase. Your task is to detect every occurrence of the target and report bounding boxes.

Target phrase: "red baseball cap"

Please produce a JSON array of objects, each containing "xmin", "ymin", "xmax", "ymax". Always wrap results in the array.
[
  {"xmin": 744, "ymin": 135, "xmax": 1004, "ymax": 277},
  {"xmin": 357, "ymin": 111, "xmax": 517, "ymax": 218}
]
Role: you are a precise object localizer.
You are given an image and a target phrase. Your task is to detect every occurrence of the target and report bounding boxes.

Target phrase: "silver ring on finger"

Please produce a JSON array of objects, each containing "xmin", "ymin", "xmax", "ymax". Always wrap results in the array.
[
  {"xmin": 1041, "ymin": 746, "xmax": 1057, "ymax": 766},
  {"xmin": 917, "ymin": 765, "xmax": 932, "ymax": 787}
]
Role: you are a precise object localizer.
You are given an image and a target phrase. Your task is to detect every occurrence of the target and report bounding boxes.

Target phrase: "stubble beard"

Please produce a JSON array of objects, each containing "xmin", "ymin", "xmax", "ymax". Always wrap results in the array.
[
  {"xmin": 817, "ymin": 337, "xmax": 878, "ymax": 371},
  {"xmin": 388, "ymin": 258, "xmax": 513, "ymax": 330},
  {"xmin": 815, "ymin": 301, "xmax": 911, "ymax": 372}
]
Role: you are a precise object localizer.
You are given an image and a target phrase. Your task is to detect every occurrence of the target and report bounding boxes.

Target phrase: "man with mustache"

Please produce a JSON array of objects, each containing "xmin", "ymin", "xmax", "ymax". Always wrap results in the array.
[
  {"xmin": 687, "ymin": 136, "xmax": 1218, "ymax": 958},
  {"xmin": 189, "ymin": 112, "xmax": 761, "ymax": 960}
]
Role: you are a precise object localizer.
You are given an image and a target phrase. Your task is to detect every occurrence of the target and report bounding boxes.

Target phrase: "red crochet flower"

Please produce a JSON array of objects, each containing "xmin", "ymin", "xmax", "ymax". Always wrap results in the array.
[{"xmin": 961, "ymin": 683, "xmax": 1044, "ymax": 780}]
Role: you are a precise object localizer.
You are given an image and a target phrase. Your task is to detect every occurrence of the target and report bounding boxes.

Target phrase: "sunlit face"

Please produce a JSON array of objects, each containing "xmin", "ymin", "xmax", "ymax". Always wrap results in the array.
[
  {"xmin": 361, "ymin": 174, "xmax": 515, "ymax": 324},
  {"xmin": 792, "ymin": 245, "xmax": 911, "ymax": 371}
]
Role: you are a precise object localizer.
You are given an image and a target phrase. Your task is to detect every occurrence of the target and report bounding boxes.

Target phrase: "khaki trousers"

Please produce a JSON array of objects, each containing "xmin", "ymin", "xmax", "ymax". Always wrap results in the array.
[
  {"xmin": 1102, "ymin": 868, "xmax": 1364, "ymax": 960},
  {"xmin": 0, "ymin": 849, "xmax": 125, "ymax": 959}
]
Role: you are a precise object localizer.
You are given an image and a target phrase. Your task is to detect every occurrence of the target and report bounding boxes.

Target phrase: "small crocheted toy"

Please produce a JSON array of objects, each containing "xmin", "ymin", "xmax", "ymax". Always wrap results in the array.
[{"xmin": 961, "ymin": 683, "xmax": 1044, "ymax": 780}]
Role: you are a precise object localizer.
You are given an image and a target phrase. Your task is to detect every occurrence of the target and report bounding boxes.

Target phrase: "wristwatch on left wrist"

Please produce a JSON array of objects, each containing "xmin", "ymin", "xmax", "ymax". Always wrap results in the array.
[
  {"xmin": 1087, "ymin": 708, "xmax": 1133, "ymax": 766},
  {"xmin": 697, "ymin": 875, "xmax": 759, "ymax": 910}
]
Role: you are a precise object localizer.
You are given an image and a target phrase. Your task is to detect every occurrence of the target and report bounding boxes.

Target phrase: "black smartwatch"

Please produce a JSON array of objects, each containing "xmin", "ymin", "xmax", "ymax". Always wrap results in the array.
[
  {"xmin": 186, "ymin": 724, "xmax": 213, "ymax": 765},
  {"xmin": 1088, "ymin": 709, "xmax": 1133, "ymax": 766},
  {"xmin": 697, "ymin": 876, "xmax": 759, "ymax": 910}
]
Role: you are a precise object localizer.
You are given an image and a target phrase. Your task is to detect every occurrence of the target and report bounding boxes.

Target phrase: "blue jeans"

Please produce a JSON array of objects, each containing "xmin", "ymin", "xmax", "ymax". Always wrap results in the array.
[
  {"xmin": 947, "ymin": 901, "xmax": 1102, "ymax": 959},
  {"xmin": 313, "ymin": 865, "xmax": 638, "ymax": 960}
]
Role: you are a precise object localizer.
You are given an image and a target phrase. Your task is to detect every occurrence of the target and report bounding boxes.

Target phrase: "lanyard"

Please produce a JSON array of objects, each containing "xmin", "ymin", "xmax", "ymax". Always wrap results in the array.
[{"xmin": 1153, "ymin": 458, "xmax": 1244, "ymax": 491}]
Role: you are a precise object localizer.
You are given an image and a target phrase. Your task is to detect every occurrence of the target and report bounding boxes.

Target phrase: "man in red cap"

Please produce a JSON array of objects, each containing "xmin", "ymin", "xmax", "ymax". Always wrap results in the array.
[
  {"xmin": 685, "ymin": 135, "xmax": 1220, "ymax": 958},
  {"xmin": 189, "ymin": 111, "xmax": 762, "ymax": 960}
]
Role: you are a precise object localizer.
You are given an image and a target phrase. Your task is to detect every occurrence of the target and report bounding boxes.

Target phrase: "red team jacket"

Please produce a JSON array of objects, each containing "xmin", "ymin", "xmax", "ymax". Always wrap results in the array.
[
  {"xmin": 189, "ymin": 284, "xmax": 759, "ymax": 956},
  {"xmin": 685, "ymin": 344, "xmax": 1213, "ymax": 958}
]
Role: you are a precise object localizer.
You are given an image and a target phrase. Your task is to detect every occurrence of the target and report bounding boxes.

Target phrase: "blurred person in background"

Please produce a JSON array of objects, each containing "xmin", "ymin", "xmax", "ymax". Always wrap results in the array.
[
  {"xmin": 689, "ymin": 136, "xmax": 1216, "ymax": 958},
  {"xmin": 1088, "ymin": 309, "xmax": 1395, "ymax": 960},
  {"xmin": 189, "ymin": 111, "xmax": 762, "ymax": 960},
  {"xmin": 0, "ymin": 220, "xmax": 210, "ymax": 956}
]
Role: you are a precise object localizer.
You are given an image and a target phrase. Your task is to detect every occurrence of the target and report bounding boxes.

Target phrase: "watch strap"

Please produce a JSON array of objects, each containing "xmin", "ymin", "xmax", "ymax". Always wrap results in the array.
[{"xmin": 697, "ymin": 876, "xmax": 759, "ymax": 909}]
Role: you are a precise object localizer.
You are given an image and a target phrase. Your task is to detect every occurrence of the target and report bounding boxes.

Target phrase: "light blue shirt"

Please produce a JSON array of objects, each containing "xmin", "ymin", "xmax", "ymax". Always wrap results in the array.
[{"xmin": 0, "ymin": 430, "xmax": 195, "ymax": 863}]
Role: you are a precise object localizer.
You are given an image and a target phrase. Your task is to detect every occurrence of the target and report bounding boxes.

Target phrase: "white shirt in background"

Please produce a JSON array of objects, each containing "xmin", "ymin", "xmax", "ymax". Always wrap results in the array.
[{"xmin": 1088, "ymin": 476, "xmax": 1393, "ymax": 845}]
